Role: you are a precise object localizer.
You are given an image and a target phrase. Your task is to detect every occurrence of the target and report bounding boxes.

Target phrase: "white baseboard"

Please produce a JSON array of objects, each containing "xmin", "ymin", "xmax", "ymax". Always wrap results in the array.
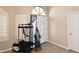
[
  {"xmin": 0, "ymin": 48, "xmax": 12, "ymax": 53},
  {"xmin": 48, "ymin": 41, "xmax": 69, "ymax": 50}
]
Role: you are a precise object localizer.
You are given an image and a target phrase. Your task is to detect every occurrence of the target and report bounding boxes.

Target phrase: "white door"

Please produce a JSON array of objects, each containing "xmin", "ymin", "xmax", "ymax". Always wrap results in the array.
[
  {"xmin": 68, "ymin": 12, "xmax": 79, "ymax": 52},
  {"xmin": 37, "ymin": 15, "xmax": 48, "ymax": 43}
]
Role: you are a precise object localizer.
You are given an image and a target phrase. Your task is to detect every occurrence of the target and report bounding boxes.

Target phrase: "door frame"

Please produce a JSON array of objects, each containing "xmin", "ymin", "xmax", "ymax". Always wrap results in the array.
[{"xmin": 67, "ymin": 11, "xmax": 79, "ymax": 50}]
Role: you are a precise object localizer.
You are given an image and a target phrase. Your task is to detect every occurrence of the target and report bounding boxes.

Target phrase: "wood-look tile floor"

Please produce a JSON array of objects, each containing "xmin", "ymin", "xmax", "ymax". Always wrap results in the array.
[{"xmin": 3, "ymin": 42, "xmax": 76, "ymax": 53}]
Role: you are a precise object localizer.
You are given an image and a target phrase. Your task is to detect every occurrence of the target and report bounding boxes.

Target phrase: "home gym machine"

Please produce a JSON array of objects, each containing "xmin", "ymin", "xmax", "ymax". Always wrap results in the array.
[{"xmin": 12, "ymin": 15, "xmax": 41, "ymax": 53}]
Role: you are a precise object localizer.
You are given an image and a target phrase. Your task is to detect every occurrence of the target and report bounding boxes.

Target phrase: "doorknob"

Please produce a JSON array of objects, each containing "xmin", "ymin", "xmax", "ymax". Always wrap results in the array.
[{"xmin": 69, "ymin": 33, "xmax": 72, "ymax": 35}]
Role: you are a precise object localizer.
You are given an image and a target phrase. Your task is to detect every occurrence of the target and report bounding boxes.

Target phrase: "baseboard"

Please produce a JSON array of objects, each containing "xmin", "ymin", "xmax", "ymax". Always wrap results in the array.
[
  {"xmin": 48, "ymin": 41, "xmax": 69, "ymax": 50},
  {"xmin": 0, "ymin": 48, "xmax": 12, "ymax": 53}
]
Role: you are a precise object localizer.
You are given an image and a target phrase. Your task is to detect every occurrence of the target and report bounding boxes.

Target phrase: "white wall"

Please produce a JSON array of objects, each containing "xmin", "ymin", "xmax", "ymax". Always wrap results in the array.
[{"xmin": 48, "ymin": 6, "xmax": 79, "ymax": 49}]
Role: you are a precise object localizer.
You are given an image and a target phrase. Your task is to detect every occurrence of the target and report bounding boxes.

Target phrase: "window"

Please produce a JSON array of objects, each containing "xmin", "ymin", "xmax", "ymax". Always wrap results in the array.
[
  {"xmin": 0, "ymin": 15, "xmax": 9, "ymax": 41},
  {"xmin": 0, "ymin": 9, "xmax": 9, "ymax": 41},
  {"xmin": 32, "ymin": 6, "xmax": 46, "ymax": 16}
]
